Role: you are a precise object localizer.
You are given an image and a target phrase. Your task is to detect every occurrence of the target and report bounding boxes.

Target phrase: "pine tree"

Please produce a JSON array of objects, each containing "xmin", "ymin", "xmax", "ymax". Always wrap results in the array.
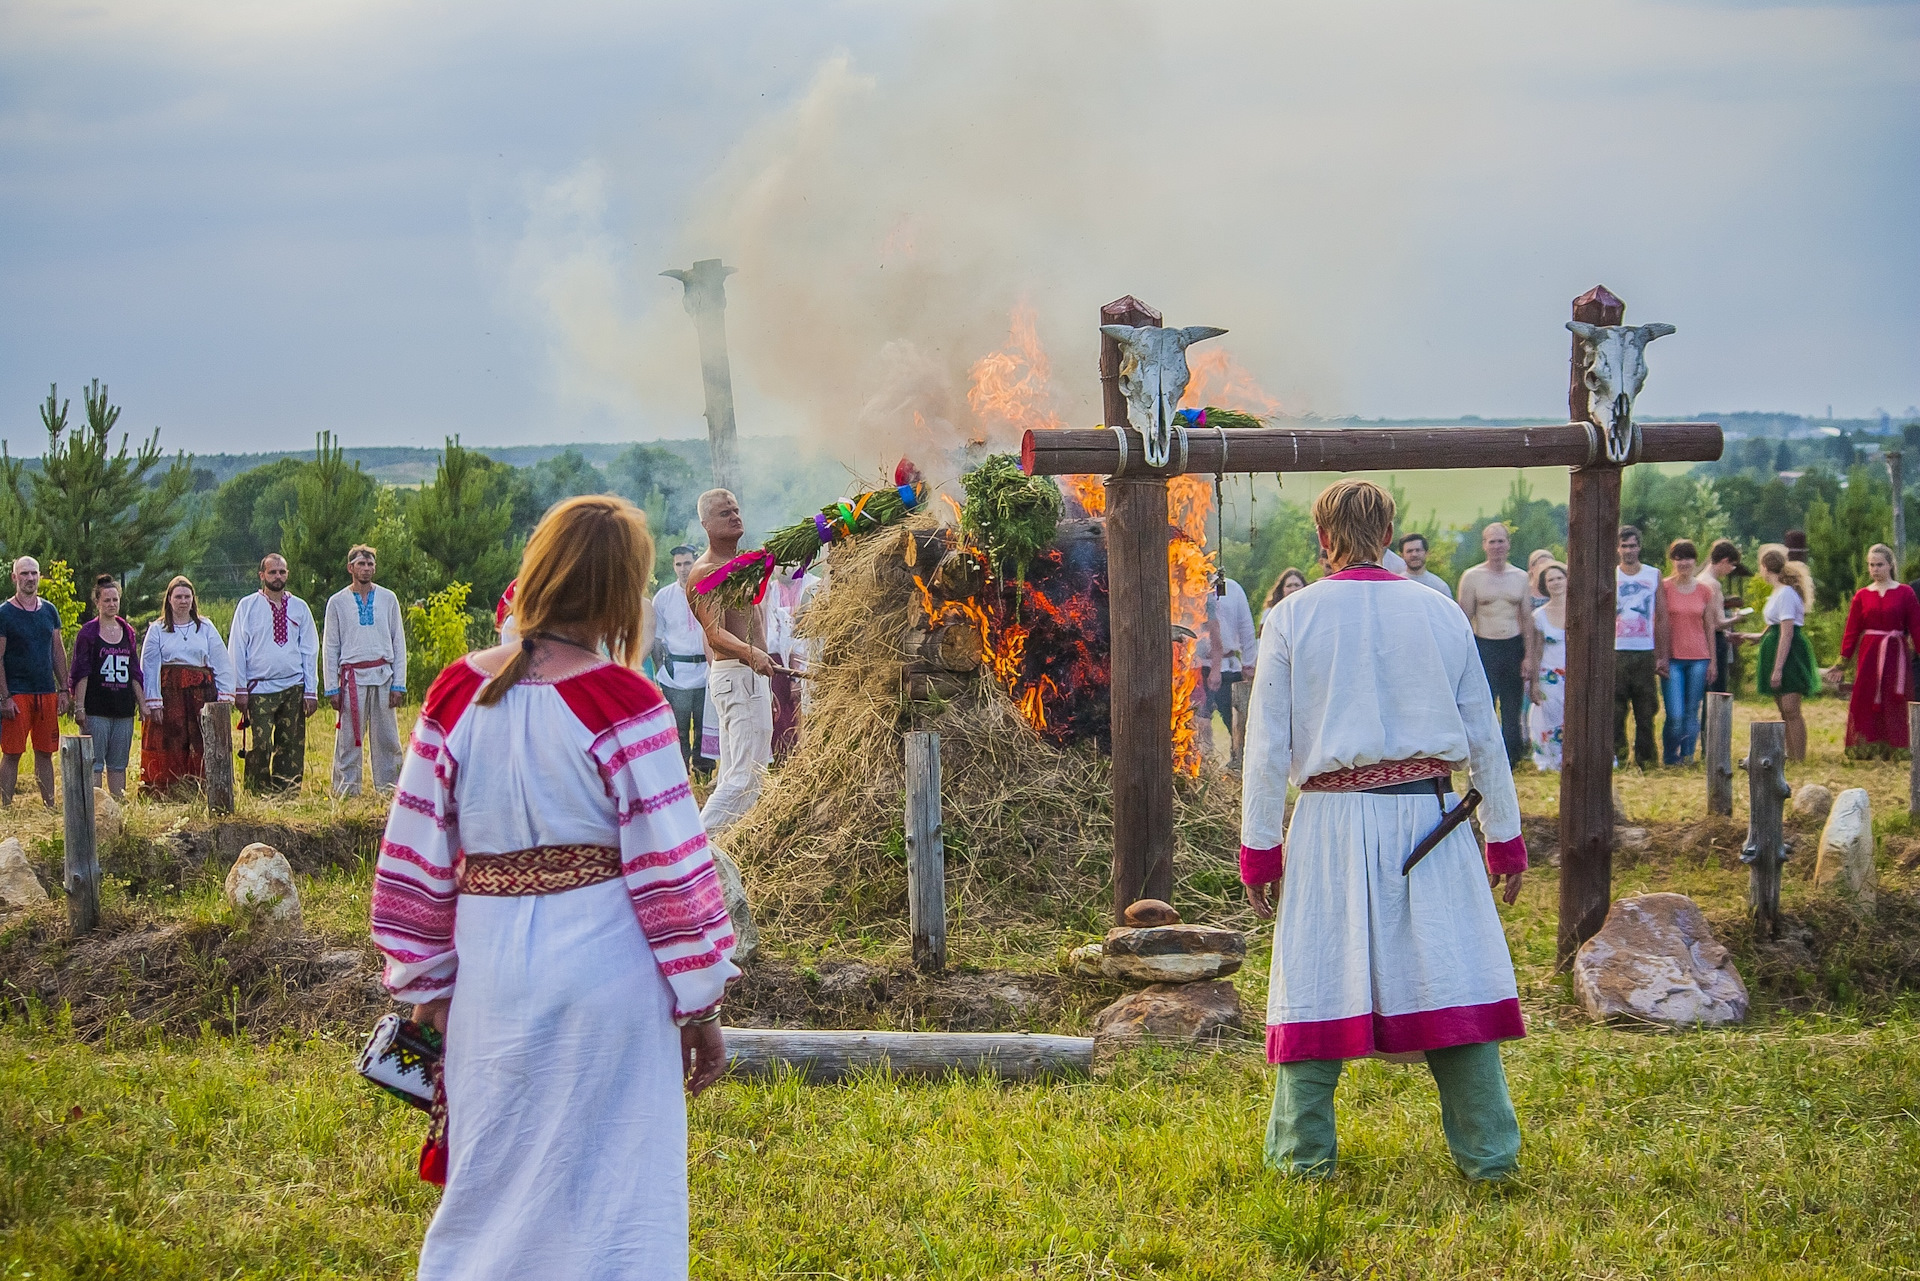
[
  {"xmin": 412, "ymin": 437, "xmax": 521, "ymax": 604},
  {"xmin": 281, "ymin": 432, "xmax": 379, "ymax": 606}
]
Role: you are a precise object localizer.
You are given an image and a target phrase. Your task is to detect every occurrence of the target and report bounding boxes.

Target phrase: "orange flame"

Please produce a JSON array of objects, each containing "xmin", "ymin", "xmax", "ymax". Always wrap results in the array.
[
  {"xmin": 1179, "ymin": 348, "xmax": 1284, "ymax": 416},
  {"xmin": 967, "ymin": 302, "xmax": 1064, "ymax": 448},
  {"xmin": 1168, "ymin": 475, "xmax": 1216, "ymax": 775}
]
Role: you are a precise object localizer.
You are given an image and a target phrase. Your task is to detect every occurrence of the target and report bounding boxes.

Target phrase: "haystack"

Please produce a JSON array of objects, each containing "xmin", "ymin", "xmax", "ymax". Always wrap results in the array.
[{"xmin": 722, "ymin": 510, "xmax": 1244, "ymax": 960}]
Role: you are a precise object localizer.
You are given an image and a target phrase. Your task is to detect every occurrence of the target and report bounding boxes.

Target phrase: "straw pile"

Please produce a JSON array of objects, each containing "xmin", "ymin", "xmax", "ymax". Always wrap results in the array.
[{"xmin": 721, "ymin": 511, "xmax": 1246, "ymax": 961}]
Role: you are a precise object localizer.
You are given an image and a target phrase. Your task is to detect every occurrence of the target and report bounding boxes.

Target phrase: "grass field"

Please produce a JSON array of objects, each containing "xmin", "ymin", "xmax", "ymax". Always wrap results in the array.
[{"xmin": 5, "ymin": 695, "xmax": 1920, "ymax": 1277}]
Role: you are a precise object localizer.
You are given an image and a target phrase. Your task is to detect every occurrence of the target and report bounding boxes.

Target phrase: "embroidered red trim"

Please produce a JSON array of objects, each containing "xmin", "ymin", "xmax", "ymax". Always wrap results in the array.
[
  {"xmin": 457, "ymin": 844, "xmax": 623, "ymax": 896},
  {"xmin": 1300, "ymin": 757, "xmax": 1452, "ymax": 792}
]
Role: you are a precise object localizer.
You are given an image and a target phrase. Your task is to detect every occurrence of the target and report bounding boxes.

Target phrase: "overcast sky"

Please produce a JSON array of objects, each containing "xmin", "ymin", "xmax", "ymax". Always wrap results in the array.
[{"xmin": 2, "ymin": 0, "xmax": 1915, "ymax": 463}]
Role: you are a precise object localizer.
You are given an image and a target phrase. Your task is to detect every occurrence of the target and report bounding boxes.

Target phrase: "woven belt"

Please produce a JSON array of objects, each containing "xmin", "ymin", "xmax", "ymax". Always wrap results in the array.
[
  {"xmin": 1301, "ymin": 757, "xmax": 1452, "ymax": 793},
  {"xmin": 457, "ymin": 844, "xmax": 623, "ymax": 896}
]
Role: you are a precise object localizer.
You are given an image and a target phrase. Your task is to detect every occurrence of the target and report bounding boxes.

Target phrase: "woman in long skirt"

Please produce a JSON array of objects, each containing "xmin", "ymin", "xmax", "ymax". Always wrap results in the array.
[
  {"xmin": 1526, "ymin": 561, "xmax": 1567, "ymax": 770},
  {"xmin": 138, "ymin": 576, "xmax": 235, "ymax": 796},
  {"xmin": 1827, "ymin": 542, "xmax": 1920, "ymax": 758},
  {"xmin": 371, "ymin": 495, "xmax": 738, "ymax": 1281},
  {"xmin": 1736, "ymin": 545, "xmax": 1817, "ymax": 762}
]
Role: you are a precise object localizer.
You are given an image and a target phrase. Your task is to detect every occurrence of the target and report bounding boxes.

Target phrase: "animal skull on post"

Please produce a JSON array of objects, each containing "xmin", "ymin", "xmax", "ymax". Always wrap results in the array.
[
  {"xmin": 1098, "ymin": 324, "xmax": 1229, "ymax": 468},
  {"xmin": 1567, "ymin": 321, "xmax": 1677, "ymax": 464}
]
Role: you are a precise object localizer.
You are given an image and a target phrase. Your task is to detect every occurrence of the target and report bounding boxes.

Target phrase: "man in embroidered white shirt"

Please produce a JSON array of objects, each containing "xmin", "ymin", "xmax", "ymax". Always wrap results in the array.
[
  {"xmin": 323, "ymin": 545, "xmax": 407, "ymax": 796},
  {"xmin": 651, "ymin": 545, "xmax": 712, "ymax": 776},
  {"xmin": 229, "ymin": 554, "xmax": 319, "ymax": 794}
]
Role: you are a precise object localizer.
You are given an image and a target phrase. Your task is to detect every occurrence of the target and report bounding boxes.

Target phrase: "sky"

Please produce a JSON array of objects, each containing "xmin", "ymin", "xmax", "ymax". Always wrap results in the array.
[{"xmin": 2, "ymin": 0, "xmax": 1916, "ymax": 466}]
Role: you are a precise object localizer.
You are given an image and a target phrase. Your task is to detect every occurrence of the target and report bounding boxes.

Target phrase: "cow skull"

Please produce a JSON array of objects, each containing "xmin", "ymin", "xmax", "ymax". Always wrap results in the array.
[
  {"xmin": 1567, "ymin": 321, "xmax": 1676, "ymax": 463},
  {"xmin": 1098, "ymin": 324, "xmax": 1228, "ymax": 467}
]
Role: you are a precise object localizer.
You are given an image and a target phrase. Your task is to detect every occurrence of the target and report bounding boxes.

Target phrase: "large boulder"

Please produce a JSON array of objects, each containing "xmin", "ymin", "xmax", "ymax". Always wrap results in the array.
[
  {"xmin": 1092, "ymin": 980, "xmax": 1243, "ymax": 1054},
  {"xmin": 1100, "ymin": 925, "xmax": 1245, "ymax": 983},
  {"xmin": 224, "ymin": 843, "xmax": 300, "ymax": 925},
  {"xmin": 1792, "ymin": 783, "xmax": 1833, "ymax": 822},
  {"xmin": 1573, "ymin": 892, "xmax": 1748, "ymax": 1027},
  {"xmin": 709, "ymin": 846, "xmax": 758, "ymax": 964},
  {"xmin": 0, "ymin": 837, "xmax": 47, "ymax": 910},
  {"xmin": 1813, "ymin": 787, "xmax": 1875, "ymax": 917}
]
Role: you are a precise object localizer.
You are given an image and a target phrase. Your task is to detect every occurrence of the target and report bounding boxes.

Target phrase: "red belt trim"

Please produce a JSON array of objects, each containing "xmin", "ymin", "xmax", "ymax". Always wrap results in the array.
[
  {"xmin": 1300, "ymin": 757, "xmax": 1452, "ymax": 792},
  {"xmin": 339, "ymin": 659, "xmax": 389, "ymax": 747}
]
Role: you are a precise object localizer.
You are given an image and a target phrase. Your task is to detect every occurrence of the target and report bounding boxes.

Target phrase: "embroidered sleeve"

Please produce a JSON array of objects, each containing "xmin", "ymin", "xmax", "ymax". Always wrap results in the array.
[
  {"xmin": 593, "ymin": 700, "xmax": 740, "ymax": 1023},
  {"xmin": 370, "ymin": 707, "xmax": 461, "ymax": 1002},
  {"xmin": 1453, "ymin": 613, "xmax": 1523, "ymax": 847},
  {"xmin": 1239, "ymin": 619, "xmax": 1292, "ymax": 882}
]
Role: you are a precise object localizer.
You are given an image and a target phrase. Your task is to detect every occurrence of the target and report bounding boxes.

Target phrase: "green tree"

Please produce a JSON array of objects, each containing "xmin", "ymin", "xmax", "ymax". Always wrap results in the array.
[
  {"xmin": 201, "ymin": 458, "xmax": 305, "ymax": 575},
  {"xmin": 281, "ymin": 432, "xmax": 380, "ymax": 606},
  {"xmin": 525, "ymin": 449, "xmax": 609, "ymax": 522},
  {"xmin": 1804, "ymin": 464, "xmax": 1891, "ymax": 609},
  {"xmin": 2, "ymin": 381, "xmax": 204, "ymax": 610},
  {"xmin": 1619, "ymin": 465, "xmax": 1728, "ymax": 567},
  {"xmin": 1219, "ymin": 494, "xmax": 1321, "ymax": 609},
  {"xmin": 413, "ymin": 437, "xmax": 521, "ymax": 605},
  {"xmin": 364, "ymin": 486, "xmax": 435, "ymax": 605},
  {"xmin": 608, "ymin": 444, "xmax": 699, "ymax": 542}
]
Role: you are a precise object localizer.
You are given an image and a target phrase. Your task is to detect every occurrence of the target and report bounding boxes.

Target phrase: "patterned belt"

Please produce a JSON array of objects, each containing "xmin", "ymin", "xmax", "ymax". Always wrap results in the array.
[
  {"xmin": 457, "ymin": 844, "xmax": 623, "ymax": 896},
  {"xmin": 1301, "ymin": 757, "xmax": 1452, "ymax": 792}
]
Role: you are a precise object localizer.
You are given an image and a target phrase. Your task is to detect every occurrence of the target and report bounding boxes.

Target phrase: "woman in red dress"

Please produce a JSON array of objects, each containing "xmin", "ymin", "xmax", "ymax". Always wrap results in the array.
[{"xmin": 1829, "ymin": 543, "xmax": 1920, "ymax": 758}]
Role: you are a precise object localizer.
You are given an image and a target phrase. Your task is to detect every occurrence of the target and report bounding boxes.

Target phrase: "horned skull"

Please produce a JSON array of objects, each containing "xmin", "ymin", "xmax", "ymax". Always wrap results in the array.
[
  {"xmin": 1098, "ymin": 323, "xmax": 1228, "ymax": 467},
  {"xmin": 1567, "ymin": 321, "xmax": 1676, "ymax": 464}
]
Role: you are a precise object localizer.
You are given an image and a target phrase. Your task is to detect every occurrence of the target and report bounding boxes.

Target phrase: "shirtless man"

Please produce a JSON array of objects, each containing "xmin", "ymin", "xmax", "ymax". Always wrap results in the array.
[
  {"xmin": 1455, "ymin": 522, "xmax": 1536, "ymax": 766},
  {"xmin": 687, "ymin": 488, "xmax": 779, "ymax": 835}
]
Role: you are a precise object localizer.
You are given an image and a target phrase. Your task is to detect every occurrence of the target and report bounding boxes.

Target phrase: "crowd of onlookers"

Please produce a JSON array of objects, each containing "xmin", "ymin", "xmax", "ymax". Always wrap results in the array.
[{"xmin": 1195, "ymin": 518, "xmax": 1920, "ymax": 773}]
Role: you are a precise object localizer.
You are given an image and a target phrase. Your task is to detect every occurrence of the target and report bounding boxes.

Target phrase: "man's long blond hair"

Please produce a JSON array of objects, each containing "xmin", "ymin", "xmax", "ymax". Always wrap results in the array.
[
  {"xmin": 477, "ymin": 495, "xmax": 654, "ymax": 706},
  {"xmin": 1311, "ymin": 478, "xmax": 1396, "ymax": 568}
]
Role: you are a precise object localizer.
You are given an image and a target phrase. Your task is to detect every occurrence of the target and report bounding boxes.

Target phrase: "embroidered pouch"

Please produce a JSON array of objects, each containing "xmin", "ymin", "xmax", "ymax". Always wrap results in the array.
[{"xmin": 356, "ymin": 1013, "xmax": 442, "ymax": 1111}]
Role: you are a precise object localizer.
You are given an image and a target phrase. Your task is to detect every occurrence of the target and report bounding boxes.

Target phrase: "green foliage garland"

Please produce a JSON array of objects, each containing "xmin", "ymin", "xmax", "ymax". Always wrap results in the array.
[{"xmin": 960, "ymin": 454, "xmax": 1061, "ymax": 585}]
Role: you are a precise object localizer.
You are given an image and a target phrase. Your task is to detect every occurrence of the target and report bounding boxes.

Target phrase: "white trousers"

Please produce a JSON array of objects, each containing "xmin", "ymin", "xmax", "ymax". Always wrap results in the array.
[
  {"xmin": 332, "ymin": 681, "xmax": 402, "ymax": 796},
  {"xmin": 699, "ymin": 660, "xmax": 771, "ymax": 836}
]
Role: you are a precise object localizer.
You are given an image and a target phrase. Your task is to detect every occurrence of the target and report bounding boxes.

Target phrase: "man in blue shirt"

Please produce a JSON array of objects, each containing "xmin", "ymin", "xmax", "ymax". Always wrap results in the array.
[{"xmin": 0, "ymin": 556, "xmax": 70, "ymax": 807}]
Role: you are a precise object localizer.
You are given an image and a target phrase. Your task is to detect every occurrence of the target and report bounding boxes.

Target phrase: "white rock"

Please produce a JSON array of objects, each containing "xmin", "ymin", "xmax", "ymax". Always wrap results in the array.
[
  {"xmin": 709, "ymin": 846, "xmax": 757, "ymax": 964},
  {"xmin": 1573, "ymin": 892, "xmax": 1748, "ymax": 1028},
  {"xmin": 1814, "ymin": 787, "xmax": 1875, "ymax": 916},
  {"xmin": 1615, "ymin": 826, "xmax": 1652, "ymax": 855},
  {"xmin": 1792, "ymin": 783, "xmax": 1833, "ymax": 821},
  {"xmin": 1099, "ymin": 925, "xmax": 1246, "ymax": 984},
  {"xmin": 0, "ymin": 837, "xmax": 47, "ymax": 909},
  {"xmin": 91, "ymin": 788, "xmax": 124, "ymax": 842},
  {"xmin": 224, "ymin": 842, "xmax": 300, "ymax": 924},
  {"xmin": 1068, "ymin": 943, "xmax": 1105, "ymax": 978}
]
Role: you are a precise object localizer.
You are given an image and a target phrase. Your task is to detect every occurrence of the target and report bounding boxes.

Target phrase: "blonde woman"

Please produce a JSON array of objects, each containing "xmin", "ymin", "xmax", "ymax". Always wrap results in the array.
[
  {"xmin": 1525, "ymin": 561, "xmax": 1568, "ymax": 771},
  {"xmin": 1736, "ymin": 544, "xmax": 1816, "ymax": 761},
  {"xmin": 370, "ymin": 495, "xmax": 737, "ymax": 1281}
]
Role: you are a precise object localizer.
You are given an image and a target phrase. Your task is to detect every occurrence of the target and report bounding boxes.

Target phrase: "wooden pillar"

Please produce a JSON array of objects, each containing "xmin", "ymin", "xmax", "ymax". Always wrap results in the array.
[
  {"xmin": 201, "ymin": 702, "xmax": 235, "ymax": 816},
  {"xmin": 1704, "ymin": 692, "xmax": 1734, "ymax": 817},
  {"xmin": 60, "ymin": 735, "xmax": 99, "ymax": 935},
  {"xmin": 1557, "ymin": 284, "xmax": 1626, "ymax": 968},
  {"xmin": 1909, "ymin": 703, "xmax": 1920, "ymax": 820},
  {"xmin": 1888, "ymin": 450, "xmax": 1905, "ymax": 572},
  {"xmin": 662, "ymin": 260, "xmax": 741, "ymax": 494},
  {"xmin": 1100, "ymin": 295, "xmax": 1174, "ymax": 919},
  {"xmin": 904, "ymin": 731, "xmax": 946, "ymax": 973},
  {"xmin": 1741, "ymin": 720, "xmax": 1790, "ymax": 938}
]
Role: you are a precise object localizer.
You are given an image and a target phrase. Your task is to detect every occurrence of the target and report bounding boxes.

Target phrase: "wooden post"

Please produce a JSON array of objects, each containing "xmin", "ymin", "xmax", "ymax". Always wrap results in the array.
[
  {"xmin": 60, "ymin": 735, "xmax": 98, "ymax": 935},
  {"xmin": 722, "ymin": 1028, "xmax": 1093, "ymax": 1083},
  {"xmin": 1704, "ymin": 692, "xmax": 1734, "ymax": 817},
  {"xmin": 904, "ymin": 731, "xmax": 946, "ymax": 973},
  {"xmin": 1557, "ymin": 285, "xmax": 1628, "ymax": 968},
  {"xmin": 1889, "ymin": 449, "xmax": 1905, "ymax": 572},
  {"xmin": 661, "ymin": 259, "xmax": 741, "ymax": 493},
  {"xmin": 1909, "ymin": 703, "xmax": 1920, "ymax": 820},
  {"xmin": 1100, "ymin": 296, "xmax": 1175, "ymax": 920},
  {"xmin": 201, "ymin": 702, "xmax": 235, "ymax": 816},
  {"xmin": 1740, "ymin": 719, "xmax": 1791, "ymax": 938}
]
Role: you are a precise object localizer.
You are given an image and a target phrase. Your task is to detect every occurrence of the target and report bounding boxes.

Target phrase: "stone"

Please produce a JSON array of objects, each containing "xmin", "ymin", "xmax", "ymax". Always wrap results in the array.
[
  {"xmin": 1067, "ymin": 943, "xmax": 1106, "ymax": 978},
  {"xmin": 709, "ymin": 846, "xmax": 758, "ymax": 963},
  {"xmin": 1813, "ymin": 787, "xmax": 1875, "ymax": 916},
  {"xmin": 1613, "ymin": 786, "xmax": 1630, "ymax": 825},
  {"xmin": 92, "ymin": 789, "xmax": 123, "ymax": 842},
  {"xmin": 1792, "ymin": 783, "xmax": 1833, "ymax": 821},
  {"xmin": 1615, "ymin": 826, "xmax": 1652, "ymax": 855},
  {"xmin": 0, "ymin": 837, "xmax": 47, "ymax": 910},
  {"xmin": 1092, "ymin": 980, "xmax": 1243, "ymax": 1052},
  {"xmin": 223, "ymin": 843, "xmax": 300, "ymax": 924},
  {"xmin": 1573, "ymin": 892, "xmax": 1748, "ymax": 1027},
  {"xmin": 1100, "ymin": 925, "xmax": 1245, "ymax": 983},
  {"xmin": 1122, "ymin": 898, "xmax": 1181, "ymax": 927}
]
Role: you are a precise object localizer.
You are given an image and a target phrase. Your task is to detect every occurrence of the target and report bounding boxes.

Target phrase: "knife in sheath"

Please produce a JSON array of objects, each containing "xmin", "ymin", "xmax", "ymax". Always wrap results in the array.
[{"xmin": 1401, "ymin": 788, "xmax": 1483, "ymax": 876}]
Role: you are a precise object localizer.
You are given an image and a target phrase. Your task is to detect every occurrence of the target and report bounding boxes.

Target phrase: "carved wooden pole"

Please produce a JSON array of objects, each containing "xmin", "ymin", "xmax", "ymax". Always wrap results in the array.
[
  {"xmin": 661, "ymin": 259, "xmax": 742, "ymax": 494},
  {"xmin": 1557, "ymin": 284, "xmax": 1627, "ymax": 968},
  {"xmin": 1741, "ymin": 719, "xmax": 1791, "ymax": 938},
  {"xmin": 1704, "ymin": 692, "xmax": 1734, "ymax": 817},
  {"xmin": 904, "ymin": 731, "xmax": 946, "ymax": 973},
  {"xmin": 1100, "ymin": 295, "xmax": 1175, "ymax": 920},
  {"xmin": 60, "ymin": 735, "xmax": 98, "ymax": 935}
]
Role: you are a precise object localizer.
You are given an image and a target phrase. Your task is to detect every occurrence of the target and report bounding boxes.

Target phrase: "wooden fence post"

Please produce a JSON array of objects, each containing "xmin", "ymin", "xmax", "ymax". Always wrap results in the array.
[
  {"xmin": 1740, "ymin": 720, "xmax": 1791, "ymax": 939},
  {"xmin": 1909, "ymin": 704, "xmax": 1920, "ymax": 821},
  {"xmin": 1704, "ymin": 692, "xmax": 1734, "ymax": 817},
  {"xmin": 60, "ymin": 735, "xmax": 99, "ymax": 935},
  {"xmin": 904, "ymin": 731, "xmax": 946, "ymax": 973},
  {"xmin": 201, "ymin": 702, "xmax": 235, "ymax": 816}
]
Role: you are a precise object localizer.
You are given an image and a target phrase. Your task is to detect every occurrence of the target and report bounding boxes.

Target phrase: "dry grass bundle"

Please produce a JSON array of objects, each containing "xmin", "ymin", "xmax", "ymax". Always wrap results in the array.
[{"xmin": 724, "ymin": 512, "xmax": 1245, "ymax": 964}]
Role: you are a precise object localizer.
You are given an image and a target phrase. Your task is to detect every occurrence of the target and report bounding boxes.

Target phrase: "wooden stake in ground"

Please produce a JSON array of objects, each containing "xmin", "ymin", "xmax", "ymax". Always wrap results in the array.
[
  {"xmin": 904, "ymin": 731, "xmax": 946, "ymax": 973},
  {"xmin": 60, "ymin": 734, "xmax": 98, "ymax": 935},
  {"xmin": 661, "ymin": 259, "xmax": 742, "ymax": 494},
  {"xmin": 200, "ymin": 702, "xmax": 235, "ymax": 816},
  {"xmin": 1705, "ymin": 691, "xmax": 1734, "ymax": 817},
  {"xmin": 1909, "ymin": 703, "xmax": 1920, "ymax": 820},
  {"xmin": 1741, "ymin": 719, "xmax": 1791, "ymax": 938}
]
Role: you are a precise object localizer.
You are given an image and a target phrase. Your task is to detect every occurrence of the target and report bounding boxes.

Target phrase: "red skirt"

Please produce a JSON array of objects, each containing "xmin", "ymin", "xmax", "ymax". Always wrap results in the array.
[
  {"xmin": 142, "ymin": 665, "xmax": 215, "ymax": 797},
  {"xmin": 1845, "ymin": 630, "xmax": 1913, "ymax": 752}
]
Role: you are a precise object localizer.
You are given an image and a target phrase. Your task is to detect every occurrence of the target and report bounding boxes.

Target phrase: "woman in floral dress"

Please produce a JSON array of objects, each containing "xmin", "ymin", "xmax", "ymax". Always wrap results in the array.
[{"xmin": 1526, "ymin": 561, "xmax": 1568, "ymax": 771}]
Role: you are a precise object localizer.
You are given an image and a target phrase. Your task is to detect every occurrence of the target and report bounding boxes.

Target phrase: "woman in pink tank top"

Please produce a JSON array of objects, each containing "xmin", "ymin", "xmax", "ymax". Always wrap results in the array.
[{"xmin": 1660, "ymin": 540, "xmax": 1717, "ymax": 765}]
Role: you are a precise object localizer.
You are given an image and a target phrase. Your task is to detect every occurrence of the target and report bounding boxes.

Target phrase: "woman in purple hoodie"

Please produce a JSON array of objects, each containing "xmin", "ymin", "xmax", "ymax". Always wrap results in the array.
[{"xmin": 69, "ymin": 575, "xmax": 143, "ymax": 799}]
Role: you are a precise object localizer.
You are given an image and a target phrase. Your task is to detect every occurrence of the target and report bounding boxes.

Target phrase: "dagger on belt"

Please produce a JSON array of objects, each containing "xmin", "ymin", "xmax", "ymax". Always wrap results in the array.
[{"xmin": 1401, "ymin": 787, "xmax": 1484, "ymax": 876}]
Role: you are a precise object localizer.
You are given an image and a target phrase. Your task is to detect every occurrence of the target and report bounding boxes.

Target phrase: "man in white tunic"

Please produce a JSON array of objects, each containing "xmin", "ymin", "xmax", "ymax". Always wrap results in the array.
[
  {"xmin": 228, "ymin": 554, "xmax": 319, "ymax": 793},
  {"xmin": 323, "ymin": 544, "xmax": 408, "ymax": 796},
  {"xmin": 652, "ymin": 545, "xmax": 712, "ymax": 775},
  {"xmin": 1241, "ymin": 478, "xmax": 1529, "ymax": 1181}
]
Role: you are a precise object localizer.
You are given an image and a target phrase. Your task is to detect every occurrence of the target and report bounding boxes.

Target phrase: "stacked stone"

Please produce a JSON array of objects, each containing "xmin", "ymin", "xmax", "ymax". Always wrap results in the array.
[{"xmin": 1072, "ymin": 899, "xmax": 1246, "ymax": 1052}]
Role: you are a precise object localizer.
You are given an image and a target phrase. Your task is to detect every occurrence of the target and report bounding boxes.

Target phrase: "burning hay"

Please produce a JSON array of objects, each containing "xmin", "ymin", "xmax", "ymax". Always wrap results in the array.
[{"xmin": 720, "ymin": 508, "xmax": 1244, "ymax": 960}]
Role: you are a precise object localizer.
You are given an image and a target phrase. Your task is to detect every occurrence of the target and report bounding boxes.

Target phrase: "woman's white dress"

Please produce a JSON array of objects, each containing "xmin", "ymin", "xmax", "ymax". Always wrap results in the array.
[
  {"xmin": 372, "ymin": 659, "xmax": 739, "ymax": 1281},
  {"xmin": 1528, "ymin": 606, "xmax": 1567, "ymax": 771},
  {"xmin": 1240, "ymin": 567, "xmax": 1527, "ymax": 1061}
]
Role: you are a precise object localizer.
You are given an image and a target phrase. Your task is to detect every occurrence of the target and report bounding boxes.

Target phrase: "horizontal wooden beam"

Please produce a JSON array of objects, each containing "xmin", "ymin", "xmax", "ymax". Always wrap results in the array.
[
  {"xmin": 722, "ymin": 1028, "xmax": 1094, "ymax": 1083},
  {"xmin": 1021, "ymin": 421, "xmax": 1723, "ymax": 478}
]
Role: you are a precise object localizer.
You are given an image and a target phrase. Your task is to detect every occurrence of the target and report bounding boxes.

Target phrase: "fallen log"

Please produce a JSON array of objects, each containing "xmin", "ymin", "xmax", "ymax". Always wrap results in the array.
[{"xmin": 721, "ymin": 1028, "xmax": 1094, "ymax": 1083}]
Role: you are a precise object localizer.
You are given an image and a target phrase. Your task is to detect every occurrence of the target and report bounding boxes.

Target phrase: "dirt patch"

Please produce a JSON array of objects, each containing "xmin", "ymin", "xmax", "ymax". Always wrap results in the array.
[{"xmin": 1712, "ymin": 888, "xmax": 1920, "ymax": 1015}]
